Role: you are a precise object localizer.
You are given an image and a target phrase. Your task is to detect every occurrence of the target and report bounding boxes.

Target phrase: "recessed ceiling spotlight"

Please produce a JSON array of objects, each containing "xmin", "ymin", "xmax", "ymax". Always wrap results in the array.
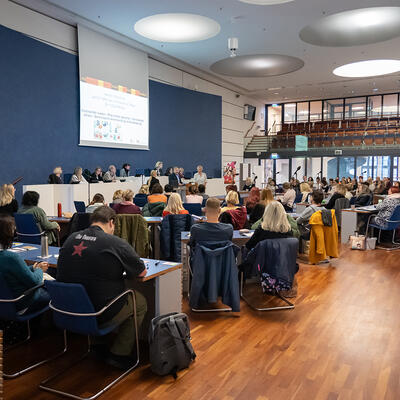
[
  {"xmin": 237, "ymin": 0, "xmax": 294, "ymax": 4},
  {"xmin": 134, "ymin": 13, "xmax": 220, "ymax": 42},
  {"xmin": 333, "ymin": 60, "xmax": 400, "ymax": 77},
  {"xmin": 300, "ymin": 7, "xmax": 400, "ymax": 47}
]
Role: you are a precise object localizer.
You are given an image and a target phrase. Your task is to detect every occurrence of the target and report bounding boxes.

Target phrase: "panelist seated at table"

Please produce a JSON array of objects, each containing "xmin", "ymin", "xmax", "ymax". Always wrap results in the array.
[
  {"xmin": 185, "ymin": 185, "xmax": 203, "ymax": 204},
  {"xmin": 154, "ymin": 161, "xmax": 163, "ymax": 176},
  {"xmin": 0, "ymin": 184, "xmax": 18, "ymax": 217},
  {"xmin": 168, "ymin": 166, "xmax": 184, "ymax": 189},
  {"xmin": 0, "ymin": 215, "xmax": 50, "ymax": 312},
  {"xmin": 189, "ymin": 197, "xmax": 233, "ymax": 249},
  {"xmin": 113, "ymin": 190, "xmax": 141, "ymax": 215},
  {"xmin": 48, "ymin": 166, "xmax": 63, "ymax": 184},
  {"xmin": 119, "ymin": 163, "xmax": 131, "ymax": 178},
  {"xmin": 193, "ymin": 165, "xmax": 207, "ymax": 186},
  {"xmin": 91, "ymin": 166, "xmax": 103, "ymax": 183},
  {"xmin": 57, "ymin": 206, "xmax": 147, "ymax": 370},
  {"xmin": 162, "ymin": 193, "xmax": 189, "ymax": 217},
  {"xmin": 70, "ymin": 167, "xmax": 88, "ymax": 184},
  {"xmin": 86, "ymin": 193, "xmax": 106, "ymax": 213},
  {"xmin": 103, "ymin": 165, "xmax": 117, "ymax": 182},
  {"xmin": 147, "ymin": 184, "xmax": 167, "ymax": 204},
  {"xmin": 18, "ymin": 191, "xmax": 60, "ymax": 245}
]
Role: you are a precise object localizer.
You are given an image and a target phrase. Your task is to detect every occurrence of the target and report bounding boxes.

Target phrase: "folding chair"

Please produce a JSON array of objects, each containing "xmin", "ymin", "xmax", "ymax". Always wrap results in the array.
[{"xmin": 40, "ymin": 282, "xmax": 140, "ymax": 400}]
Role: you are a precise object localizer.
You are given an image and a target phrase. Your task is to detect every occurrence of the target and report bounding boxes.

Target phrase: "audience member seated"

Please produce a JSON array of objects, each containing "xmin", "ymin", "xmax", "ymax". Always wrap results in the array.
[
  {"xmin": 193, "ymin": 165, "xmax": 207, "ymax": 186},
  {"xmin": 162, "ymin": 193, "xmax": 189, "ymax": 217},
  {"xmin": 86, "ymin": 193, "xmax": 105, "ymax": 213},
  {"xmin": 344, "ymin": 186, "xmax": 353, "ymax": 200},
  {"xmin": 325, "ymin": 184, "xmax": 346, "ymax": 209},
  {"xmin": 0, "ymin": 184, "xmax": 18, "ymax": 216},
  {"xmin": 185, "ymin": 185, "xmax": 203, "ymax": 204},
  {"xmin": 221, "ymin": 190, "xmax": 240, "ymax": 214},
  {"xmin": 18, "ymin": 191, "xmax": 60, "ymax": 245},
  {"xmin": 198, "ymin": 184, "xmax": 208, "ymax": 201},
  {"xmin": 103, "ymin": 165, "xmax": 117, "ymax": 182},
  {"xmin": 368, "ymin": 187, "xmax": 400, "ymax": 230},
  {"xmin": 296, "ymin": 190, "xmax": 325, "ymax": 240},
  {"xmin": 111, "ymin": 190, "xmax": 124, "ymax": 206},
  {"xmin": 245, "ymin": 202, "xmax": 293, "ymax": 253},
  {"xmin": 155, "ymin": 161, "xmax": 163, "ymax": 176},
  {"xmin": 119, "ymin": 163, "xmax": 131, "ymax": 178},
  {"xmin": 321, "ymin": 177, "xmax": 329, "ymax": 193},
  {"xmin": 242, "ymin": 177, "xmax": 255, "ymax": 191},
  {"xmin": 147, "ymin": 170, "xmax": 160, "ymax": 193},
  {"xmin": 279, "ymin": 182, "xmax": 296, "ymax": 212},
  {"xmin": 219, "ymin": 191, "xmax": 247, "ymax": 230},
  {"xmin": 57, "ymin": 206, "xmax": 147, "ymax": 369},
  {"xmin": 91, "ymin": 167, "xmax": 103, "ymax": 182},
  {"xmin": 355, "ymin": 183, "xmax": 372, "ymax": 207},
  {"xmin": 138, "ymin": 184, "xmax": 149, "ymax": 195},
  {"xmin": 244, "ymin": 187, "xmax": 260, "ymax": 214},
  {"xmin": 164, "ymin": 184, "xmax": 174, "ymax": 200},
  {"xmin": 147, "ymin": 183, "xmax": 167, "ymax": 204},
  {"xmin": 189, "ymin": 197, "xmax": 233, "ymax": 249},
  {"xmin": 300, "ymin": 182, "xmax": 312, "ymax": 203},
  {"xmin": 0, "ymin": 214, "xmax": 50, "ymax": 312},
  {"xmin": 70, "ymin": 166, "xmax": 87, "ymax": 184},
  {"xmin": 266, "ymin": 178, "xmax": 277, "ymax": 196},
  {"xmin": 113, "ymin": 190, "xmax": 141, "ymax": 215},
  {"xmin": 48, "ymin": 166, "xmax": 63, "ymax": 184},
  {"xmin": 223, "ymin": 185, "xmax": 242, "ymax": 206},
  {"xmin": 249, "ymin": 188, "xmax": 273, "ymax": 227},
  {"xmin": 168, "ymin": 166, "xmax": 184, "ymax": 188},
  {"xmin": 373, "ymin": 177, "xmax": 385, "ymax": 195}
]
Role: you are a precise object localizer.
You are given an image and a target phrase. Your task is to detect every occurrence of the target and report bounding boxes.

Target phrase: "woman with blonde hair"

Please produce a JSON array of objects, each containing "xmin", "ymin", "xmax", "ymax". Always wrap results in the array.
[
  {"xmin": 112, "ymin": 190, "xmax": 124, "ymax": 204},
  {"xmin": 147, "ymin": 170, "xmax": 160, "ymax": 192},
  {"xmin": 113, "ymin": 189, "xmax": 141, "ymax": 215},
  {"xmin": 162, "ymin": 193, "xmax": 189, "ymax": 217},
  {"xmin": 48, "ymin": 166, "xmax": 63, "ymax": 184},
  {"xmin": 134, "ymin": 185, "xmax": 149, "ymax": 207},
  {"xmin": 325, "ymin": 183, "xmax": 346, "ymax": 209},
  {"xmin": 0, "ymin": 184, "xmax": 18, "ymax": 216},
  {"xmin": 139, "ymin": 184, "xmax": 149, "ymax": 195},
  {"xmin": 70, "ymin": 166, "xmax": 87, "ymax": 184},
  {"xmin": 245, "ymin": 201, "xmax": 293, "ymax": 252},
  {"xmin": 220, "ymin": 190, "xmax": 240, "ymax": 214},
  {"xmin": 300, "ymin": 182, "xmax": 312, "ymax": 203}
]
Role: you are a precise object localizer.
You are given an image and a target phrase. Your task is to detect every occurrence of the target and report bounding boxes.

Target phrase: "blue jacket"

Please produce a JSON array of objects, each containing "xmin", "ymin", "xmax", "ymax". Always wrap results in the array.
[
  {"xmin": 160, "ymin": 214, "xmax": 193, "ymax": 261},
  {"xmin": 245, "ymin": 238, "xmax": 298, "ymax": 291},
  {"xmin": 189, "ymin": 241, "xmax": 240, "ymax": 312}
]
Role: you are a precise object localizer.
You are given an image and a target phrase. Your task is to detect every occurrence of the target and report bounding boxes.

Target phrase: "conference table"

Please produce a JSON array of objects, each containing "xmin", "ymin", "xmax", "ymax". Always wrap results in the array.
[
  {"xmin": 11, "ymin": 243, "xmax": 183, "ymax": 320},
  {"xmin": 341, "ymin": 205, "xmax": 378, "ymax": 244}
]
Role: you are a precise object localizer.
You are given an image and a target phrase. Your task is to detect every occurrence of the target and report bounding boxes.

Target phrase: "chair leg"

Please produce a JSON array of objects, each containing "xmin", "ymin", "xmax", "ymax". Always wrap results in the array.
[
  {"xmin": 376, "ymin": 229, "xmax": 400, "ymax": 251},
  {"xmin": 4, "ymin": 324, "xmax": 67, "ymax": 379},
  {"xmin": 40, "ymin": 293, "xmax": 140, "ymax": 400},
  {"xmin": 240, "ymin": 272, "xmax": 294, "ymax": 311}
]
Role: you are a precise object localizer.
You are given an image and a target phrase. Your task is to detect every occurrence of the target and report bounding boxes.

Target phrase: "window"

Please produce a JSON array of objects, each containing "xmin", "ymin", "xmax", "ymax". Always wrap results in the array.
[
  {"xmin": 345, "ymin": 97, "xmax": 366, "ymax": 119},
  {"xmin": 296, "ymin": 102, "xmax": 309, "ymax": 122},
  {"xmin": 263, "ymin": 159, "xmax": 274, "ymax": 180},
  {"xmin": 382, "ymin": 94, "xmax": 398, "ymax": 117},
  {"xmin": 306, "ymin": 157, "xmax": 321, "ymax": 180},
  {"xmin": 283, "ymin": 103, "xmax": 296, "ymax": 123},
  {"xmin": 356, "ymin": 156, "xmax": 373, "ymax": 180},
  {"xmin": 367, "ymin": 96, "xmax": 382, "ymax": 117},
  {"xmin": 322, "ymin": 157, "xmax": 337, "ymax": 180},
  {"xmin": 275, "ymin": 159, "xmax": 289, "ymax": 184},
  {"xmin": 338, "ymin": 157, "xmax": 355, "ymax": 179},
  {"xmin": 323, "ymin": 99, "xmax": 343, "ymax": 120},
  {"xmin": 373, "ymin": 156, "xmax": 391, "ymax": 179},
  {"xmin": 310, "ymin": 101, "xmax": 322, "ymax": 121},
  {"xmin": 394, "ymin": 157, "xmax": 400, "ymax": 182}
]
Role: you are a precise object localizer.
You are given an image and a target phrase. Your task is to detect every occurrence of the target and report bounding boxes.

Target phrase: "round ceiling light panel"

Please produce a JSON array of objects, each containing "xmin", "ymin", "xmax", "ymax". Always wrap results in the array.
[
  {"xmin": 210, "ymin": 54, "xmax": 304, "ymax": 77},
  {"xmin": 134, "ymin": 13, "xmax": 220, "ymax": 43},
  {"xmin": 237, "ymin": 0, "xmax": 294, "ymax": 4},
  {"xmin": 333, "ymin": 59, "xmax": 400, "ymax": 78},
  {"xmin": 300, "ymin": 7, "xmax": 400, "ymax": 47}
]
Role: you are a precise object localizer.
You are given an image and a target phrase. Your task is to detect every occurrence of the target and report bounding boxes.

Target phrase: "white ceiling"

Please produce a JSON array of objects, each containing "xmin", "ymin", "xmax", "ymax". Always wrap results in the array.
[{"xmin": 15, "ymin": 0, "xmax": 400, "ymax": 103}]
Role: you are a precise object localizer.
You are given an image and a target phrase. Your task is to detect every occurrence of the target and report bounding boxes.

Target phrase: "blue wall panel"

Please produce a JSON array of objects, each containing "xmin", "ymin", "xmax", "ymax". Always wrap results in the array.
[{"xmin": 0, "ymin": 24, "xmax": 221, "ymax": 198}]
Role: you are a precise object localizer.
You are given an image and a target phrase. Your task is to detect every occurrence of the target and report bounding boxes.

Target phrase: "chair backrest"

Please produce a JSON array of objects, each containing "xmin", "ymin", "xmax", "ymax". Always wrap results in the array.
[
  {"xmin": 294, "ymin": 193, "xmax": 303, "ymax": 203},
  {"xmin": 134, "ymin": 195, "xmax": 148, "ymax": 207},
  {"xmin": 74, "ymin": 201, "xmax": 86, "ymax": 213},
  {"xmin": 201, "ymin": 198, "xmax": 207, "ymax": 207},
  {"xmin": 183, "ymin": 203, "xmax": 202, "ymax": 216},
  {"xmin": 184, "ymin": 172, "xmax": 193, "ymax": 179},
  {"xmin": 349, "ymin": 196, "xmax": 356, "ymax": 205},
  {"xmin": 13, "ymin": 213, "xmax": 43, "ymax": 244},
  {"xmin": 63, "ymin": 173, "xmax": 72, "ymax": 184},
  {"xmin": 384, "ymin": 204, "xmax": 400, "ymax": 229},
  {"xmin": 334, "ymin": 197, "xmax": 350, "ymax": 227},
  {"xmin": 44, "ymin": 281, "xmax": 99, "ymax": 335},
  {"xmin": 67, "ymin": 212, "xmax": 91, "ymax": 236},
  {"xmin": 0, "ymin": 279, "xmax": 21, "ymax": 320}
]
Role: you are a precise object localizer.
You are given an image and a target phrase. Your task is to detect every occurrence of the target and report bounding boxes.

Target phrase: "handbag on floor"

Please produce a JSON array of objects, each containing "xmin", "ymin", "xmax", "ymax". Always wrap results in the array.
[
  {"xmin": 350, "ymin": 233, "xmax": 366, "ymax": 250},
  {"xmin": 149, "ymin": 312, "xmax": 196, "ymax": 379}
]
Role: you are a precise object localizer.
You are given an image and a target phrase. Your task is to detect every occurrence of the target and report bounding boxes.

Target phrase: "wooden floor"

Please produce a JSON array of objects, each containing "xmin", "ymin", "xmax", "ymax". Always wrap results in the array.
[{"xmin": 4, "ymin": 245, "xmax": 400, "ymax": 400}]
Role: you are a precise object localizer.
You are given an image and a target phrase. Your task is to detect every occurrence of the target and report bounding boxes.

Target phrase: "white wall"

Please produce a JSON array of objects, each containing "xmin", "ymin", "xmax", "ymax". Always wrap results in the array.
[{"xmin": 0, "ymin": 1, "xmax": 265, "ymax": 172}]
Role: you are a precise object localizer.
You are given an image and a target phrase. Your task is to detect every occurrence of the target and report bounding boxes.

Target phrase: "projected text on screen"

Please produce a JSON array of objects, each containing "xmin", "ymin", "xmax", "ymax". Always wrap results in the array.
[{"xmin": 79, "ymin": 78, "xmax": 149, "ymax": 150}]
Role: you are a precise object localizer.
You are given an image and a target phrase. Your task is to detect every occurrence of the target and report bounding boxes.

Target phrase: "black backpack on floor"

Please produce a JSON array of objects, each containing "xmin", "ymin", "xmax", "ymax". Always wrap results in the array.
[{"xmin": 149, "ymin": 312, "xmax": 196, "ymax": 379}]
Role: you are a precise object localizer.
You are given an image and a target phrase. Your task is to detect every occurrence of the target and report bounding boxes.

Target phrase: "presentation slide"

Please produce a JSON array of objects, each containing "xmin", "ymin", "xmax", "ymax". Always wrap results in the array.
[{"xmin": 79, "ymin": 78, "xmax": 149, "ymax": 150}]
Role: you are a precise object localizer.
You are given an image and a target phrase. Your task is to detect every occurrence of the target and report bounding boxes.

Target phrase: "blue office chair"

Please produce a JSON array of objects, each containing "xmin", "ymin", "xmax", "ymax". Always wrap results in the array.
[
  {"xmin": 133, "ymin": 194, "xmax": 148, "ymax": 208},
  {"xmin": 144, "ymin": 168, "xmax": 151, "ymax": 176},
  {"xmin": 201, "ymin": 198, "xmax": 207, "ymax": 207},
  {"xmin": 349, "ymin": 196, "xmax": 356, "ymax": 206},
  {"xmin": 135, "ymin": 168, "xmax": 145, "ymax": 177},
  {"xmin": 40, "ymin": 281, "xmax": 139, "ymax": 400},
  {"xmin": 294, "ymin": 193, "xmax": 303, "ymax": 203},
  {"xmin": 183, "ymin": 203, "xmax": 202, "ymax": 216},
  {"xmin": 366, "ymin": 205, "xmax": 400, "ymax": 250},
  {"xmin": 184, "ymin": 172, "xmax": 193, "ymax": 179},
  {"xmin": 13, "ymin": 213, "xmax": 44, "ymax": 244},
  {"xmin": 74, "ymin": 201, "xmax": 86, "ymax": 213},
  {"xmin": 0, "ymin": 280, "xmax": 66, "ymax": 378},
  {"xmin": 63, "ymin": 173, "xmax": 72, "ymax": 184}
]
